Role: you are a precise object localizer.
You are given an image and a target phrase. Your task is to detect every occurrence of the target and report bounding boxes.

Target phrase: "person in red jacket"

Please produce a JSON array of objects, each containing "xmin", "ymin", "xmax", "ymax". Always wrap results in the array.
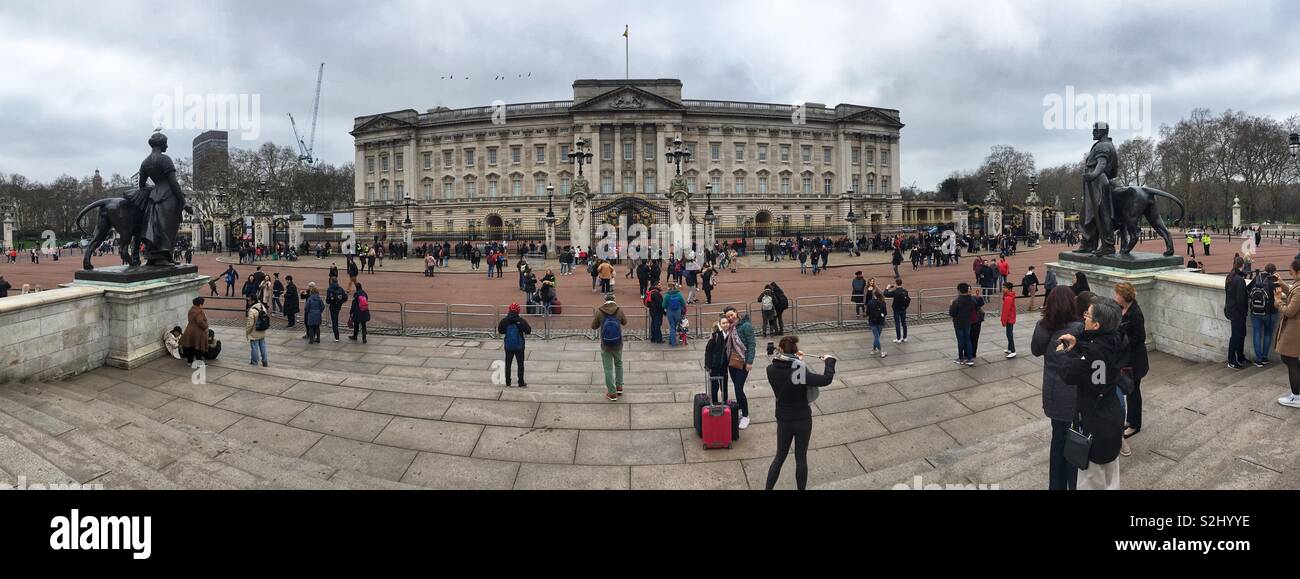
[
  {"xmin": 997, "ymin": 256, "xmax": 1011, "ymax": 288},
  {"xmin": 1001, "ymin": 282, "xmax": 1018, "ymax": 358}
]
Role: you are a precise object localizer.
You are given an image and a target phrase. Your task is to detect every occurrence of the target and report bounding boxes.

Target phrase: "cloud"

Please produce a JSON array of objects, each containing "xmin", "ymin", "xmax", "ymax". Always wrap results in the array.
[{"xmin": 1, "ymin": 0, "xmax": 1298, "ymax": 191}]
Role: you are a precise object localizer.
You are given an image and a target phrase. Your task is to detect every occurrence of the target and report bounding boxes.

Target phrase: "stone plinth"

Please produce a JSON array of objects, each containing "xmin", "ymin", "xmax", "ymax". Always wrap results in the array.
[
  {"xmin": 0, "ymin": 286, "xmax": 108, "ymax": 382},
  {"xmin": 70, "ymin": 270, "xmax": 210, "ymax": 370},
  {"xmin": 1047, "ymin": 254, "xmax": 1246, "ymax": 363},
  {"xmin": 74, "ymin": 264, "xmax": 199, "ymax": 283},
  {"xmin": 1057, "ymin": 250, "xmax": 1184, "ymax": 271}
]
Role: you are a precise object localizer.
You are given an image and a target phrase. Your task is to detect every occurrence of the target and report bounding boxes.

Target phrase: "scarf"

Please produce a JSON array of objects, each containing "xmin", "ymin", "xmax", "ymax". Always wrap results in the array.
[{"xmin": 727, "ymin": 321, "xmax": 748, "ymax": 360}]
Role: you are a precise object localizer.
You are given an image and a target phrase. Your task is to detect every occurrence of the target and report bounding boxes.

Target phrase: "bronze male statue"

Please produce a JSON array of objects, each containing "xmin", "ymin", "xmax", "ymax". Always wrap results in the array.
[{"xmin": 1075, "ymin": 121, "xmax": 1118, "ymax": 256}]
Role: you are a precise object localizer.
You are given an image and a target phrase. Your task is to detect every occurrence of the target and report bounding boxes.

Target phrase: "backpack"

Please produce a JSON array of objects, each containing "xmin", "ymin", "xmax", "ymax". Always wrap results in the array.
[
  {"xmin": 254, "ymin": 305, "xmax": 270, "ymax": 332},
  {"xmin": 601, "ymin": 314, "xmax": 623, "ymax": 347},
  {"xmin": 1249, "ymin": 284, "xmax": 1270, "ymax": 316},
  {"xmin": 504, "ymin": 322, "xmax": 524, "ymax": 351},
  {"xmin": 357, "ymin": 295, "xmax": 369, "ymax": 312},
  {"xmin": 775, "ymin": 291, "xmax": 789, "ymax": 311},
  {"xmin": 897, "ymin": 289, "xmax": 911, "ymax": 310},
  {"xmin": 761, "ymin": 294, "xmax": 774, "ymax": 311}
]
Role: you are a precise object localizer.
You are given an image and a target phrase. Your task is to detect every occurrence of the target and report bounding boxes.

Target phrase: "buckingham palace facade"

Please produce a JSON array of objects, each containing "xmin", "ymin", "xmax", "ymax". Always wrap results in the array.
[{"xmin": 351, "ymin": 78, "xmax": 955, "ymax": 247}]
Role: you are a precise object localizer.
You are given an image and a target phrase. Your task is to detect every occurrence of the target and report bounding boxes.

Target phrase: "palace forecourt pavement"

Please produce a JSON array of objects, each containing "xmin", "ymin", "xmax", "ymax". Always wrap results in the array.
[{"xmin": 2, "ymin": 310, "xmax": 1298, "ymax": 489}]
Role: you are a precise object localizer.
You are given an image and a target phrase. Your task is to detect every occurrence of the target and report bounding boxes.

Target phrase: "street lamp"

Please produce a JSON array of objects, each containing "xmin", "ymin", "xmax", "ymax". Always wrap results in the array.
[
  {"xmin": 546, "ymin": 184, "xmax": 555, "ymax": 219},
  {"xmin": 568, "ymin": 138, "xmax": 595, "ymax": 177},
  {"xmin": 665, "ymin": 136, "xmax": 691, "ymax": 176},
  {"xmin": 256, "ymin": 181, "xmax": 269, "ymax": 213},
  {"xmin": 704, "ymin": 183, "xmax": 715, "ymax": 219},
  {"xmin": 986, "ymin": 169, "xmax": 998, "ymax": 198},
  {"xmin": 845, "ymin": 187, "xmax": 857, "ymax": 221},
  {"xmin": 1290, "ymin": 133, "xmax": 1300, "ymax": 165},
  {"xmin": 403, "ymin": 193, "xmax": 413, "ymax": 227}
]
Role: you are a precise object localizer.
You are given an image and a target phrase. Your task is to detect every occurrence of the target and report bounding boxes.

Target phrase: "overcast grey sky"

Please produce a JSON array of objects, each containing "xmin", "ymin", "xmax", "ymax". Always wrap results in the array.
[{"xmin": 2, "ymin": 0, "xmax": 1298, "ymax": 189}]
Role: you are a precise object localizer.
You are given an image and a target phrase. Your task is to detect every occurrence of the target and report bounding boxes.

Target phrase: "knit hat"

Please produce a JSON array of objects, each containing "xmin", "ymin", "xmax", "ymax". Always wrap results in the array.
[{"xmin": 509, "ymin": 303, "xmax": 521, "ymax": 313}]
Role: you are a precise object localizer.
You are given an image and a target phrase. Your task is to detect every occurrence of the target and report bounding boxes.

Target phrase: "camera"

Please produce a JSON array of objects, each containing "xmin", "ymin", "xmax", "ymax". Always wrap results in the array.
[{"xmin": 766, "ymin": 341, "xmax": 775, "ymax": 356}]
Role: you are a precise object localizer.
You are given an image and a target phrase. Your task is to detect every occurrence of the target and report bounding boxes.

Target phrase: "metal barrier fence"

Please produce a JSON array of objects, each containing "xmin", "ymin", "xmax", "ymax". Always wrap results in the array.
[{"xmin": 202, "ymin": 285, "xmax": 1036, "ymax": 340}]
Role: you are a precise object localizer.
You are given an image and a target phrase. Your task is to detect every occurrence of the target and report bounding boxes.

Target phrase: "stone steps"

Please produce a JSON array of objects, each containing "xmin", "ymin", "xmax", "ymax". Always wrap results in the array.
[{"xmin": 0, "ymin": 383, "xmax": 420, "ymax": 490}]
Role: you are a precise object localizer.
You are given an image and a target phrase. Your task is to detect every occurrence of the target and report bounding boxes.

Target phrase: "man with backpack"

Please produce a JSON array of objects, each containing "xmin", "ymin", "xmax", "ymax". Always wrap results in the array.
[
  {"xmin": 245, "ymin": 295, "xmax": 270, "ymax": 367},
  {"xmin": 646, "ymin": 282, "xmax": 666, "ymax": 343},
  {"xmin": 591, "ymin": 293, "xmax": 628, "ymax": 401},
  {"xmin": 325, "ymin": 278, "xmax": 348, "ymax": 342},
  {"xmin": 223, "ymin": 265, "xmax": 238, "ymax": 296},
  {"xmin": 1021, "ymin": 266, "xmax": 1041, "ymax": 311},
  {"xmin": 350, "ymin": 283, "xmax": 371, "ymax": 343},
  {"xmin": 498, "ymin": 303, "xmax": 532, "ymax": 388},
  {"xmin": 758, "ymin": 287, "xmax": 778, "ymax": 337},
  {"xmin": 770, "ymin": 282, "xmax": 790, "ymax": 336},
  {"xmin": 1247, "ymin": 263, "xmax": 1277, "ymax": 367},
  {"xmin": 884, "ymin": 278, "xmax": 911, "ymax": 343},
  {"xmin": 662, "ymin": 282, "xmax": 687, "ymax": 347}
]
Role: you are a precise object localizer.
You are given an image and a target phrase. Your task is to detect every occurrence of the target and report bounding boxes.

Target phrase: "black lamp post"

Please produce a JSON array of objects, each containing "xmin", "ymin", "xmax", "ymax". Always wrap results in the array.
[
  {"xmin": 403, "ymin": 193, "xmax": 413, "ymax": 228},
  {"xmin": 986, "ymin": 169, "xmax": 998, "ymax": 198},
  {"xmin": 257, "ymin": 180, "xmax": 269, "ymax": 211},
  {"xmin": 568, "ymin": 138, "xmax": 594, "ymax": 177},
  {"xmin": 704, "ymin": 183, "xmax": 715, "ymax": 218},
  {"xmin": 845, "ymin": 187, "xmax": 857, "ymax": 221},
  {"xmin": 546, "ymin": 184, "xmax": 555, "ymax": 219},
  {"xmin": 1290, "ymin": 133, "xmax": 1300, "ymax": 166},
  {"xmin": 665, "ymin": 136, "xmax": 691, "ymax": 176}
]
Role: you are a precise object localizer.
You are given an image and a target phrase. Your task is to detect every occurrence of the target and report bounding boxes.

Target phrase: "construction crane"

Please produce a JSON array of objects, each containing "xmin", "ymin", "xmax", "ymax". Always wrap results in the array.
[{"xmin": 289, "ymin": 62, "xmax": 325, "ymax": 165}]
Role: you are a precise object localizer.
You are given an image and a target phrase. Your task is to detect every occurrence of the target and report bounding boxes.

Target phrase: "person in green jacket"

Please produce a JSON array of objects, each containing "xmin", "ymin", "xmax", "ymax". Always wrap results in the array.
[
  {"xmin": 723, "ymin": 305, "xmax": 757, "ymax": 429},
  {"xmin": 1186, "ymin": 233, "xmax": 1196, "ymax": 258},
  {"xmin": 1202, "ymin": 233, "xmax": 1211, "ymax": 256}
]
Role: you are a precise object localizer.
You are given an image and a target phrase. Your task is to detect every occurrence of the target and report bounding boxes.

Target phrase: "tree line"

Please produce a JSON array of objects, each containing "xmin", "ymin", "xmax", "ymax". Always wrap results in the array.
[{"xmin": 925, "ymin": 108, "xmax": 1300, "ymax": 227}]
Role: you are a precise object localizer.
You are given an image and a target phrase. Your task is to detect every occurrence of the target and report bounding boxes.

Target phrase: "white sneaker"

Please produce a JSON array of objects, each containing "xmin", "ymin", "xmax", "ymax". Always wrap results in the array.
[
  {"xmin": 1006, "ymin": 352, "xmax": 1017, "ymax": 358},
  {"xmin": 1279, "ymin": 394, "xmax": 1300, "ymax": 408},
  {"xmin": 1004, "ymin": 349, "xmax": 1010, "ymax": 354},
  {"xmin": 739, "ymin": 416, "xmax": 750, "ymax": 429},
  {"xmin": 879, "ymin": 351, "xmax": 887, "ymax": 358},
  {"xmin": 893, "ymin": 339, "xmax": 902, "ymax": 343}
]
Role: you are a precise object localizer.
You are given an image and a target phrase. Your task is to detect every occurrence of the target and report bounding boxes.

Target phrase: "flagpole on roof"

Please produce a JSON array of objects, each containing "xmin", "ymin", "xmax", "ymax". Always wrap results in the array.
[{"xmin": 624, "ymin": 24, "xmax": 629, "ymax": 79}]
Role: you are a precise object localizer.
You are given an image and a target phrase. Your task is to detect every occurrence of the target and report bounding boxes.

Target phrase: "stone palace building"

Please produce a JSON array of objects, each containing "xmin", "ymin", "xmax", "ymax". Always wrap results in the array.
[{"xmin": 351, "ymin": 78, "xmax": 957, "ymax": 251}]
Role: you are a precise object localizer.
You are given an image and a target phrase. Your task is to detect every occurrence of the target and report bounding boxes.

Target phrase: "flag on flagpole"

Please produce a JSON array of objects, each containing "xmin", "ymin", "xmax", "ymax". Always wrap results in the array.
[{"xmin": 623, "ymin": 25, "xmax": 628, "ymax": 38}]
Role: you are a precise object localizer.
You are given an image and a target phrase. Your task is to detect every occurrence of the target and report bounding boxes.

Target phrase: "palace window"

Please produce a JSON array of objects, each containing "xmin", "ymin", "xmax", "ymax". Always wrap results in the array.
[
  {"xmin": 423, "ymin": 182, "xmax": 432, "ymax": 200},
  {"xmin": 852, "ymin": 175, "xmax": 860, "ymax": 192},
  {"xmin": 367, "ymin": 157, "xmax": 375, "ymax": 173},
  {"xmin": 623, "ymin": 141, "xmax": 634, "ymax": 161},
  {"xmin": 395, "ymin": 153, "xmax": 404, "ymax": 172},
  {"xmin": 465, "ymin": 148, "xmax": 475, "ymax": 167},
  {"xmin": 381, "ymin": 155, "xmax": 390, "ymax": 172},
  {"xmin": 801, "ymin": 145, "xmax": 812, "ymax": 163},
  {"xmin": 602, "ymin": 141, "xmax": 613, "ymax": 160},
  {"xmin": 365, "ymin": 184, "xmax": 374, "ymax": 200},
  {"xmin": 602, "ymin": 175, "xmax": 613, "ymax": 194},
  {"xmin": 644, "ymin": 175, "xmax": 655, "ymax": 194},
  {"xmin": 823, "ymin": 147, "xmax": 832, "ymax": 164},
  {"xmin": 780, "ymin": 144, "xmax": 790, "ymax": 162},
  {"xmin": 488, "ymin": 147, "xmax": 498, "ymax": 165},
  {"xmin": 395, "ymin": 181, "xmax": 404, "ymax": 198},
  {"xmin": 560, "ymin": 177, "xmax": 570, "ymax": 196},
  {"xmin": 423, "ymin": 152, "xmax": 432, "ymax": 170},
  {"xmin": 512, "ymin": 177, "xmax": 523, "ymax": 196},
  {"xmin": 380, "ymin": 182, "xmax": 389, "ymax": 200},
  {"xmin": 735, "ymin": 143, "xmax": 745, "ymax": 162},
  {"xmin": 688, "ymin": 176, "xmax": 697, "ymax": 194},
  {"xmin": 443, "ymin": 182, "xmax": 453, "ymax": 199},
  {"xmin": 852, "ymin": 147, "xmax": 860, "ymax": 165},
  {"xmin": 535, "ymin": 145, "xmax": 546, "ymax": 163},
  {"xmin": 781, "ymin": 176, "xmax": 791, "ymax": 194},
  {"xmin": 559, "ymin": 144, "xmax": 570, "ymax": 163},
  {"xmin": 644, "ymin": 140, "xmax": 655, "ymax": 161},
  {"xmin": 711, "ymin": 175, "xmax": 722, "ymax": 192},
  {"xmin": 758, "ymin": 143, "xmax": 768, "ymax": 161},
  {"xmin": 687, "ymin": 143, "xmax": 697, "ymax": 159},
  {"xmin": 488, "ymin": 178, "xmax": 499, "ymax": 197},
  {"xmin": 734, "ymin": 176, "xmax": 746, "ymax": 194},
  {"xmin": 511, "ymin": 146, "xmax": 522, "ymax": 164},
  {"xmin": 759, "ymin": 176, "xmax": 769, "ymax": 194},
  {"xmin": 466, "ymin": 180, "xmax": 476, "ymax": 198},
  {"xmin": 823, "ymin": 178, "xmax": 832, "ymax": 195},
  {"xmin": 881, "ymin": 150, "xmax": 890, "ymax": 166},
  {"xmin": 710, "ymin": 143, "xmax": 721, "ymax": 161},
  {"xmin": 865, "ymin": 148, "xmax": 874, "ymax": 165},
  {"xmin": 443, "ymin": 150, "xmax": 453, "ymax": 167},
  {"xmin": 867, "ymin": 177, "xmax": 876, "ymax": 195},
  {"xmin": 802, "ymin": 177, "xmax": 813, "ymax": 194},
  {"xmin": 881, "ymin": 176, "xmax": 890, "ymax": 193},
  {"xmin": 623, "ymin": 174, "xmax": 634, "ymax": 193}
]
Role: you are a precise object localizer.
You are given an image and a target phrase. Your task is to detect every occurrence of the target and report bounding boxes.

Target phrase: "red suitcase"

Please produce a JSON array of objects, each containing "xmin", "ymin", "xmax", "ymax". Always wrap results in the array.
[{"xmin": 699, "ymin": 375, "xmax": 741, "ymax": 449}]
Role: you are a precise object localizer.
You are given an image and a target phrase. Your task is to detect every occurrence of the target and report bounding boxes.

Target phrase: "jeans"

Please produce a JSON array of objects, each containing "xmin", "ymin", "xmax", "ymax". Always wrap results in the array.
[
  {"xmin": 727, "ymin": 365, "xmax": 750, "ymax": 418},
  {"xmin": 970, "ymin": 322, "xmax": 982, "ymax": 358},
  {"xmin": 600, "ymin": 279, "xmax": 611, "ymax": 293},
  {"xmin": 762, "ymin": 311, "xmax": 777, "ymax": 336},
  {"xmin": 1251, "ymin": 314, "xmax": 1275, "ymax": 362},
  {"xmin": 1048, "ymin": 419, "xmax": 1079, "ymax": 490},
  {"xmin": 248, "ymin": 339, "xmax": 268, "ymax": 365},
  {"xmin": 1127, "ymin": 375, "xmax": 1143, "ymax": 430},
  {"xmin": 893, "ymin": 310, "xmax": 908, "ymax": 340},
  {"xmin": 330, "ymin": 308, "xmax": 342, "ymax": 339},
  {"xmin": 306, "ymin": 324, "xmax": 320, "ymax": 343},
  {"xmin": 766, "ymin": 418, "xmax": 812, "ymax": 490},
  {"xmin": 505, "ymin": 348, "xmax": 525, "ymax": 385},
  {"xmin": 870, "ymin": 323, "xmax": 883, "ymax": 351},
  {"xmin": 1005, "ymin": 323, "xmax": 1015, "ymax": 353},
  {"xmin": 1228, "ymin": 316, "xmax": 1247, "ymax": 365},
  {"xmin": 954, "ymin": 326, "xmax": 973, "ymax": 361},
  {"xmin": 666, "ymin": 311, "xmax": 682, "ymax": 346},
  {"xmin": 800, "ymin": 261, "xmax": 807, "ymax": 274},
  {"xmin": 649, "ymin": 309, "xmax": 664, "ymax": 343},
  {"xmin": 600, "ymin": 347, "xmax": 624, "ymax": 395},
  {"xmin": 352, "ymin": 321, "xmax": 368, "ymax": 342}
]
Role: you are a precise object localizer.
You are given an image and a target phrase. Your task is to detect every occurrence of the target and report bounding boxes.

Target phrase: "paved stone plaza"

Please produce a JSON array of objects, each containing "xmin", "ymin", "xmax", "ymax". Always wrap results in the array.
[{"xmin": 2, "ymin": 309, "xmax": 1297, "ymax": 490}]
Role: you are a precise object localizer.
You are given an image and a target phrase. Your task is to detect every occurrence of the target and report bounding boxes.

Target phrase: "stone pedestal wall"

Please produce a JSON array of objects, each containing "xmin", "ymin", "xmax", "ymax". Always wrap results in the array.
[
  {"xmin": 0, "ymin": 287, "xmax": 109, "ymax": 382},
  {"xmin": 0, "ymin": 272, "xmax": 209, "ymax": 382},
  {"xmin": 1047, "ymin": 259, "xmax": 1251, "ymax": 363}
]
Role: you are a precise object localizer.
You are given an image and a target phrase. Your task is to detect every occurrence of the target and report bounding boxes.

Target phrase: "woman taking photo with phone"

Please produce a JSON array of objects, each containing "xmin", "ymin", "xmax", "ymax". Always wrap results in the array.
[{"xmin": 765, "ymin": 335, "xmax": 836, "ymax": 490}]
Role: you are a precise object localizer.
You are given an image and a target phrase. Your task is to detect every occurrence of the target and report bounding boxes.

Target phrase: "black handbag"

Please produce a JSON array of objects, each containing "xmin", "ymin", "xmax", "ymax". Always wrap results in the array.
[{"xmin": 1065, "ymin": 392, "xmax": 1106, "ymax": 470}]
